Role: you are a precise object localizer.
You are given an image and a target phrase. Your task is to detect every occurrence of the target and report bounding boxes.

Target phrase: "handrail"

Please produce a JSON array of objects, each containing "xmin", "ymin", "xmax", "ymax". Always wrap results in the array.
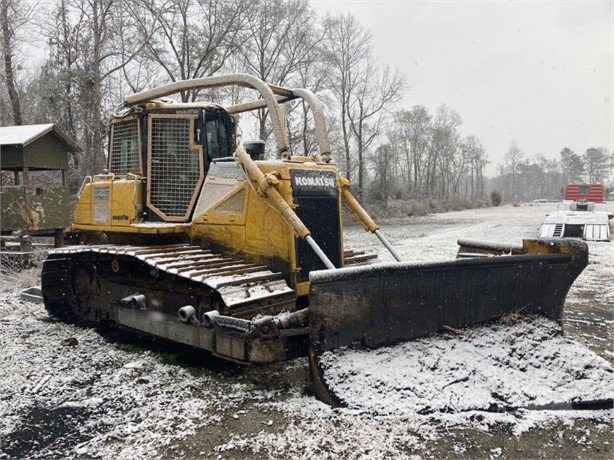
[
  {"xmin": 124, "ymin": 74, "xmax": 334, "ymax": 163},
  {"xmin": 78, "ymin": 176, "xmax": 92, "ymax": 198},
  {"xmin": 125, "ymin": 73, "xmax": 291, "ymax": 157},
  {"xmin": 92, "ymin": 173, "xmax": 115, "ymax": 182},
  {"xmin": 290, "ymin": 88, "xmax": 331, "ymax": 162}
]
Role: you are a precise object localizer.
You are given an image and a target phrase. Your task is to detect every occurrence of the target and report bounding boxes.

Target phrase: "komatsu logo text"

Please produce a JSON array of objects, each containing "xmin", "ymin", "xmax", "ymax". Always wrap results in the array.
[
  {"xmin": 294, "ymin": 175, "xmax": 335, "ymax": 188},
  {"xmin": 290, "ymin": 170, "xmax": 337, "ymax": 196}
]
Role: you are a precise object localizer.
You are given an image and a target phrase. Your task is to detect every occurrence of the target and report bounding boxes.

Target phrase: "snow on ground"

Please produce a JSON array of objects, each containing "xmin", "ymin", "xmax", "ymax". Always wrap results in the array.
[
  {"xmin": 318, "ymin": 316, "xmax": 613, "ymax": 423},
  {"xmin": 0, "ymin": 288, "xmax": 276, "ymax": 459},
  {"xmin": 0, "ymin": 203, "xmax": 612, "ymax": 458}
]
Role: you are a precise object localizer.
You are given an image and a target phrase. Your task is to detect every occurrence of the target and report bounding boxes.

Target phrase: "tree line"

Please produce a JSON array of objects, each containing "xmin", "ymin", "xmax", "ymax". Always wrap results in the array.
[
  {"xmin": 369, "ymin": 105, "xmax": 488, "ymax": 207},
  {"xmin": 8, "ymin": 0, "xmax": 579, "ymax": 209},
  {"xmin": 492, "ymin": 142, "xmax": 613, "ymax": 202}
]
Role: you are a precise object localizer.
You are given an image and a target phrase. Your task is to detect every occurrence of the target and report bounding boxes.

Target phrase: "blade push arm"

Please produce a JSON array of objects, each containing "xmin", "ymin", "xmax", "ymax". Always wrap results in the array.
[{"xmin": 339, "ymin": 178, "xmax": 402, "ymax": 262}]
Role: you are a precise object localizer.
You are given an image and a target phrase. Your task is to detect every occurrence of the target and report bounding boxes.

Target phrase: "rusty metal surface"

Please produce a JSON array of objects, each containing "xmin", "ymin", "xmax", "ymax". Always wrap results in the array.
[
  {"xmin": 52, "ymin": 244, "xmax": 295, "ymax": 311},
  {"xmin": 309, "ymin": 239, "xmax": 588, "ymax": 354},
  {"xmin": 115, "ymin": 303, "xmax": 299, "ymax": 363},
  {"xmin": 457, "ymin": 238, "xmax": 525, "ymax": 256}
]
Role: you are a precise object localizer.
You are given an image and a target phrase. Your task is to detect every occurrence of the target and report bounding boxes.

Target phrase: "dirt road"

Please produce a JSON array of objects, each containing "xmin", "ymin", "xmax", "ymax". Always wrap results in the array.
[{"xmin": 0, "ymin": 203, "xmax": 612, "ymax": 459}]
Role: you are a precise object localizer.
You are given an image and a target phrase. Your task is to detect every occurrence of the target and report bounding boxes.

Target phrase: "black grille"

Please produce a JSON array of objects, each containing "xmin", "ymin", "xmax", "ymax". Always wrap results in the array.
[{"xmin": 291, "ymin": 170, "xmax": 341, "ymax": 281}]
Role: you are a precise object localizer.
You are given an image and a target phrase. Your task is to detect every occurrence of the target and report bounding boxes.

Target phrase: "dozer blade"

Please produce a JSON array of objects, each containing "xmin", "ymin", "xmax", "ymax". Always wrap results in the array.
[{"xmin": 308, "ymin": 238, "xmax": 588, "ymax": 406}]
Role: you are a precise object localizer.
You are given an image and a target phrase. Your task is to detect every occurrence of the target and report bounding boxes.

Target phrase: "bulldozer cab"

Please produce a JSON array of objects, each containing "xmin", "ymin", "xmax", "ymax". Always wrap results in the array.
[{"xmin": 107, "ymin": 106, "xmax": 235, "ymax": 223}]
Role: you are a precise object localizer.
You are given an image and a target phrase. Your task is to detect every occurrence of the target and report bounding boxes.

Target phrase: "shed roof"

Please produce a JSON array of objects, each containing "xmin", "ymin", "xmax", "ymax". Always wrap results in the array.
[{"xmin": 0, "ymin": 124, "xmax": 81, "ymax": 152}]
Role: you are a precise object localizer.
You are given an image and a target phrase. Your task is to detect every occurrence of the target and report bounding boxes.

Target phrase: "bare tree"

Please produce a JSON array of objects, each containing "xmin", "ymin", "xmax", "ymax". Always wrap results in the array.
[
  {"xmin": 347, "ymin": 61, "xmax": 406, "ymax": 199},
  {"xmin": 426, "ymin": 105, "xmax": 461, "ymax": 198},
  {"xmin": 322, "ymin": 13, "xmax": 405, "ymax": 198},
  {"xmin": 394, "ymin": 106, "xmax": 432, "ymax": 195},
  {"xmin": 40, "ymin": 0, "xmax": 88, "ymax": 140},
  {"xmin": 497, "ymin": 140, "xmax": 525, "ymax": 200},
  {"xmin": 0, "ymin": 0, "xmax": 38, "ymax": 124},
  {"xmin": 389, "ymin": 105, "xmax": 489, "ymax": 202},
  {"xmin": 134, "ymin": 0, "xmax": 249, "ymax": 101},
  {"xmin": 461, "ymin": 135, "xmax": 487, "ymax": 200},
  {"xmin": 321, "ymin": 12, "xmax": 371, "ymax": 181},
  {"xmin": 283, "ymin": 38, "xmax": 329, "ymax": 157},
  {"xmin": 234, "ymin": 0, "xmax": 320, "ymax": 145},
  {"xmin": 369, "ymin": 142, "xmax": 399, "ymax": 209},
  {"xmin": 41, "ymin": 0, "xmax": 158, "ymax": 175}
]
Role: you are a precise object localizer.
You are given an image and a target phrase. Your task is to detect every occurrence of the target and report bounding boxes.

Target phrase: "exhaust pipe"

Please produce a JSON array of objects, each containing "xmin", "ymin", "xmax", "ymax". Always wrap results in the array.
[{"xmin": 178, "ymin": 305, "xmax": 197, "ymax": 324}]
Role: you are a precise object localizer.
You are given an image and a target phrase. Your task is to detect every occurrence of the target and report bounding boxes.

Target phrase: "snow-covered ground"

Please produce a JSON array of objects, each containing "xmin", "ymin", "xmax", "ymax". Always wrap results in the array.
[
  {"xmin": 0, "ymin": 203, "xmax": 612, "ymax": 459},
  {"xmin": 319, "ymin": 316, "xmax": 613, "ymax": 423}
]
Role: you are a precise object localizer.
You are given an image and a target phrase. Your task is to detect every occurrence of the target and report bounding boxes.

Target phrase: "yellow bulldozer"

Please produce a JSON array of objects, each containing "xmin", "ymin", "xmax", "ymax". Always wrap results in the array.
[{"xmin": 41, "ymin": 74, "xmax": 588, "ymax": 404}]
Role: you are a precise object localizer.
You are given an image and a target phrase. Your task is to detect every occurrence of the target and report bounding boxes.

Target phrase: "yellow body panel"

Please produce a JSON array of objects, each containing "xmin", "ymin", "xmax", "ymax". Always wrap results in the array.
[
  {"xmin": 191, "ymin": 172, "xmax": 298, "ymax": 282},
  {"xmin": 190, "ymin": 160, "xmax": 343, "ymax": 289},
  {"xmin": 72, "ymin": 184, "xmax": 92, "ymax": 225},
  {"xmin": 295, "ymin": 281, "xmax": 310, "ymax": 297},
  {"xmin": 70, "ymin": 159, "xmax": 343, "ymax": 290},
  {"xmin": 72, "ymin": 177, "xmax": 154, "ymax": 231},
  {"xmin": 111, "ymin": 179, "xmax": 143, "ymax": 226}
]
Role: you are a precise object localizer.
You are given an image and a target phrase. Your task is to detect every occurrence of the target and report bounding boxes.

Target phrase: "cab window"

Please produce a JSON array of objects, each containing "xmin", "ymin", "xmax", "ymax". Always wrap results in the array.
[{"xmin": 204, "ymin": 110, "xmax": 233, "ymax": 164}]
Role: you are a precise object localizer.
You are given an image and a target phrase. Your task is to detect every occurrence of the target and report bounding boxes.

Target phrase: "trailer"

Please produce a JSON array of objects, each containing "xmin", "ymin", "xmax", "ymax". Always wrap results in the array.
[
  {"xmin": 563, "ymin": 183, "xmax": 605, "ymax": 203},
  {"xmin": 539, "ymin": 183, "xmax": 612, "ymax": 241},
  {"xmin": 539, "ymin": 208, "xmax": 611, "ymax": 241}
]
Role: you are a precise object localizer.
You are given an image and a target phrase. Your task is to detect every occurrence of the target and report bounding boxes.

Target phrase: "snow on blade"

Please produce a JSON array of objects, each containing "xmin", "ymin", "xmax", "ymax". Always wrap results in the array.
[{"xmin": 318, "ymin": 315, "xmax": 613, "ymax": 417}]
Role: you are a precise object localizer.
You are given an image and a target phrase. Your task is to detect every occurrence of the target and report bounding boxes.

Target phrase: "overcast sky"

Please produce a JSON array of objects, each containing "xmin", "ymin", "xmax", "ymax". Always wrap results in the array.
[{"xmin": 311, "ymin": 0, "xmax": 613, "ymax": 176}]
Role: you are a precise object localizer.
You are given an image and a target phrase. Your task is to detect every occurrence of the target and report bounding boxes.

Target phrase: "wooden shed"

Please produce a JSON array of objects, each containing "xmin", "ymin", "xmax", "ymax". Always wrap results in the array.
[{"xmin": 1, "ymin": 124, "xmax": 81, "ymax": 249}]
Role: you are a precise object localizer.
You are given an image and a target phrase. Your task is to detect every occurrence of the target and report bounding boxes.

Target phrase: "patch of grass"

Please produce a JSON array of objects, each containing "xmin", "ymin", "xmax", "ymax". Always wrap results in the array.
[
  {"xmin": 500, "ymin": 311, "xmax": 524, "ymax": 326},
  {"xmin": 0, "ymin": 258, "xmax": 43, "ymax": 292},
  {"xmin": 360, "ymin": 196, "xmax": 491, "ymax": 220}
]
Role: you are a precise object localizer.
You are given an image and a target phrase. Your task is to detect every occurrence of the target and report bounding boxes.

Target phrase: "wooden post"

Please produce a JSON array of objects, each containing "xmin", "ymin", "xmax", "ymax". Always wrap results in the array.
[
  {"xmin": 19, "ymin": 233, "xmax": 32, "ymax": 252},
  {"xmin": 13, "ymin": 170, "xmax": 19, "ymax": 185},
  {"xmin": 54, "ymin": 228, "xmax": 64, "ymax": 248}
]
